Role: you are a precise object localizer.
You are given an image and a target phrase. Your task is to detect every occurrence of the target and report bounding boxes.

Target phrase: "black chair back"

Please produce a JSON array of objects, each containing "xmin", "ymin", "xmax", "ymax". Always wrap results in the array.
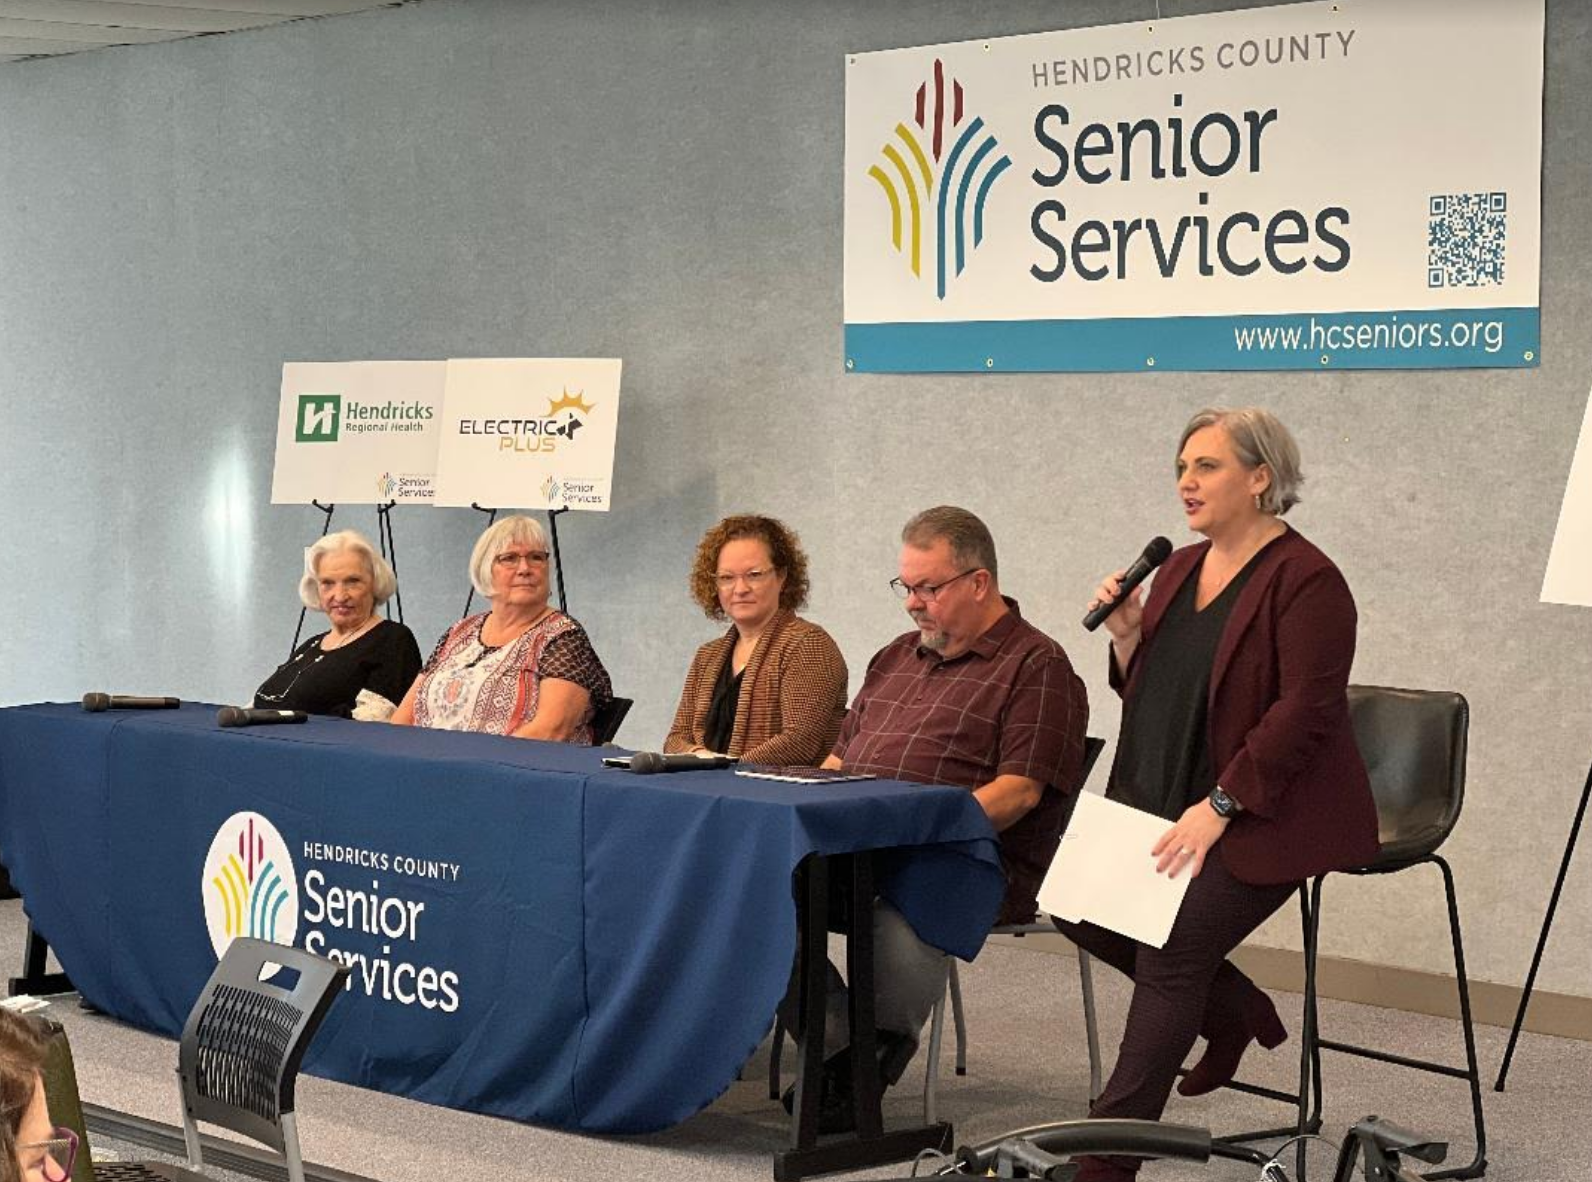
[
  {"xmin": 178, "ymin": 937, "xmax": 348, "ymax": 1154},
  {"xmin": 591, "ymin": 696, "xmax": 633, "ymax": 745},
  {"xmin": 1347, "ymin": 684, "xmax": 1468, "ymax": 868},
  {"xmin": 37, "ymin": 1020, "xmax": 95, "ymax": 1182},
  {"xmin": 1077, "ymin": 736, "xmax": 1106, "ymax": 793}
]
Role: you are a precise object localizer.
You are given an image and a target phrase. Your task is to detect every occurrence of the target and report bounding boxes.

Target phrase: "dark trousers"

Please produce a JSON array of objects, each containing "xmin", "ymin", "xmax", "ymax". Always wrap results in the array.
[{"xmin": 1053, "ymin": 853, "xmax": 1294, "ymax": 1150}]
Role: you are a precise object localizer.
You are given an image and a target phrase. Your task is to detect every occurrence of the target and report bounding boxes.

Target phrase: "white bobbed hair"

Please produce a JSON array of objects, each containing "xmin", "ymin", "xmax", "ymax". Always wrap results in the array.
[
  {"xmin": 299, "ymin": 530, "xmax": 397, "ymax": 610},
  {"xmin": 469, "ymin": 515, "xmax": 550, "ymax": 597},
  {"xmin": 1179, "ymin": 406, "xmax": 1304, "ymax": 516}
]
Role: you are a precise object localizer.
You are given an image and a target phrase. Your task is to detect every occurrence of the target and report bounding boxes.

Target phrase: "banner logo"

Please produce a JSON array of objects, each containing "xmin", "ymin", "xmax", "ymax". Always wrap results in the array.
[
  {"xmin": 867, "ymin": 58, "xmax": 1012, "ymax": 299},
  {"xmin": 201, "ymin": 812, "xmax": 300, "ymax": 963},
  {"xmin": 296, "ymin": 394, "xmax": 342, "ymax": 442}
]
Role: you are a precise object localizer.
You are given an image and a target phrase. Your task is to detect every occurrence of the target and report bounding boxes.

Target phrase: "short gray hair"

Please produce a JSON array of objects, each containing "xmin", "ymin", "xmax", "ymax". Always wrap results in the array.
[
  {"xmin": 299, "ymin": 530, "xmax": 397, "ymax": 610},
  {"xmin": 901, "ymin": 505, "xmax": 999, "ymax": 581},
  {"xmin": 1179, "ymin": 407, "xmax": 1304, "ymax": 516},
  {"xmin": 469, "ymin": 514, "xmax": 550, "ymax": 597}
]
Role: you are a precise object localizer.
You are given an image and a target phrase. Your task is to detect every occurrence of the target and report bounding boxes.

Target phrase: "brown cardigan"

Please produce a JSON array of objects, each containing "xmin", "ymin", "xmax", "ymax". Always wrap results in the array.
[{"xmin": 664, "ymin": 610, "xmax": 848, "ymax": 766}]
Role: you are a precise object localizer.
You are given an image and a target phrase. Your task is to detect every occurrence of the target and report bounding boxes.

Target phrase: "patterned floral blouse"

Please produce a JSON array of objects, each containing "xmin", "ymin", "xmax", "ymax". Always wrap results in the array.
[{"xmin": 413, "ymin": 611, "xmax": 612, "ymax": 743}]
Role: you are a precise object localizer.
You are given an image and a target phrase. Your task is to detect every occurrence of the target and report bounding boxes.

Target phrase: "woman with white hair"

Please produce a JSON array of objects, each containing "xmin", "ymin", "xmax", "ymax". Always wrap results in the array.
[
  {"xmin": 390, "ymin": 515, "xmax": 612, "ymax": 743},
  {"xmin": 253, "ymin": 530, "xmax": 422, "ymax": 720}
]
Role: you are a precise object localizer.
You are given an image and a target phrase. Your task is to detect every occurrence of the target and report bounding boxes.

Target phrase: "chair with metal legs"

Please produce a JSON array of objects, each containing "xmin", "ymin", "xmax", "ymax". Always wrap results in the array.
[
  {"xmin": 1302, "ymin": 684, "xmax": 1487, "ymax": 1179},
  {"xmin": 1202, "ymin": 685, "xmax": 1486, "ymax": 1180},
  {"xmin": 922, "ymin": 737, "xmax": 1108, "ymax": 1123}
]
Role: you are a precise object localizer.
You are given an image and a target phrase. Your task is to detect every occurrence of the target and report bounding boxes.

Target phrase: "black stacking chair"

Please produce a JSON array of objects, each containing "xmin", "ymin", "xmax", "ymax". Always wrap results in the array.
[
  {"xmin": 591, "ymin": 696, "xmax": 633, "ymax": 745},
  {"xmin": 76, "ymin": 938, "xmax": 349, "ymax": 1182},
  {"xmin": 1206, "ymin": 685, "xmax": 1485, "ymax": 1179},
  {"xmin": 1299, "ymin": 685, "xmax": 1486, "ymax": 1179},
  {"xmin": 35, "ymin": 938, "xmax": 346, "ymax": 1182},
  {"xmin": 37, "ymin": 1018, "xmax": 94, "ymax": 1182},
  {"xmin": 925, "ymin": 736, "xmax": 1109, "ymax": 1122}
]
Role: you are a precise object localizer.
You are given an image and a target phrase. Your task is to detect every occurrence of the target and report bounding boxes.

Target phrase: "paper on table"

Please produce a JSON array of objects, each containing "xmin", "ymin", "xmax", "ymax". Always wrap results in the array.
[{"xmin": 1038, "ymin": 792, "xmax": 1191, "ymax": 949}]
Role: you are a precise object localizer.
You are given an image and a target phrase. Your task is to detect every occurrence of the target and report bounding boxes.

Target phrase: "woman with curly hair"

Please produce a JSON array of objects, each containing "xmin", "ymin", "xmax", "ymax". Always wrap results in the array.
[{"xmin": 664, "ymin": 515, "xmax": 846, "ymax": 766}]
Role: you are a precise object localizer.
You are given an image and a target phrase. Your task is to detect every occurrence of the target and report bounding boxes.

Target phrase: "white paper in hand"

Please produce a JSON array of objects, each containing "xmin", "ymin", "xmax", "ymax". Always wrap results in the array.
[{"xmin": 1038, "ymin": 792, "xmax": 1192, "ymax": 949}]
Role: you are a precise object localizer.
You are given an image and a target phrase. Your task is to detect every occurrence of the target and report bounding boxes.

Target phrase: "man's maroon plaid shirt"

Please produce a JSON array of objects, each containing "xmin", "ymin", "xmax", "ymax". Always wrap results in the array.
[{"xmin": 833, "ymin": 599, "xmax": 1089, "ymax": 924}]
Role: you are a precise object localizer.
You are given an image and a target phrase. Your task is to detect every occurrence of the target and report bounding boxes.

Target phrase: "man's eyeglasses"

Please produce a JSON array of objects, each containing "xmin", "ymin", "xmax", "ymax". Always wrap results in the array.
[
  {"xmin": 493, "ymin": 550, "xmax": 550, "ymax": 569},
  {"xmin": 889, "ymin": 568, "xmax": 980, "ymax": 602},
  {"xmin": 715, "ymin": 568, "xmax": 776, "ymax": 589},
  {"xmin": 20, "ymin": 1126, "xmax": 77, "ymax": 1182}
]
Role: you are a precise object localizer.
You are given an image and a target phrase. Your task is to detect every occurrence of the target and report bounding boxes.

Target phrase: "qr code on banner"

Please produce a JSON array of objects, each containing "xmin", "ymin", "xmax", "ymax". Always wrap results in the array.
[{"xmin": 1428, "ymin": 192, "xmax": 1506, "ymax": 287}]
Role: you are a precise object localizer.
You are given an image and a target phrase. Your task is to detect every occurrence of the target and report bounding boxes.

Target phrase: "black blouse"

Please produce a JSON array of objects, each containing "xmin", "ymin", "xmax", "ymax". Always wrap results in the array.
[
  {"xmin": 1108, "ymin": 547, "xmax": 1268, "ymax": 819},
  {"xmin": 253, "ymin": 619, "xmax": 423, "ymax": 718},
  {"xmin": 702, "ymin": 646, "xmax": 744, "ymax": 754}
]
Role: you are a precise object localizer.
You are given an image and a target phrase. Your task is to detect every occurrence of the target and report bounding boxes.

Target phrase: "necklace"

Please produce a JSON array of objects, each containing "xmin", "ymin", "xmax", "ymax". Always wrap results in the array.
[
  {"xmin": 321, "ymin": 616, "xmax": 380, "ymax": 651},
  {"xmin": 467, "ymin": 608, "xmax": 554, "ymax": 668}
]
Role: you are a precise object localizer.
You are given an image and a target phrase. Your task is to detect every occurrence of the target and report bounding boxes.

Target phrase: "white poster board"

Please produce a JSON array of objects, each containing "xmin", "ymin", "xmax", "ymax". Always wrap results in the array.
[
  {"xmin": 844, "ymin": 0, "xmax": 1544, "ymax": 372},
  {"xmin": 432, "ymin": 358, "xmax": 622, "ymax": 511},
  {"xmin": 1541, "ymin": 386, "xmax": 1592, "ymax": 607},
  {"xmin": 270, "ymin": 362, "xmax": 444, "ymax": 504}
]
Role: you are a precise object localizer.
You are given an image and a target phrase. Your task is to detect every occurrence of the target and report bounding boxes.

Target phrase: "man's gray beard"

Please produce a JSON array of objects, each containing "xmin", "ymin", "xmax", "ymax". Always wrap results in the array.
[{"xmin": 917, "ymin": 625, "xmax": 949, "ymax": 651}]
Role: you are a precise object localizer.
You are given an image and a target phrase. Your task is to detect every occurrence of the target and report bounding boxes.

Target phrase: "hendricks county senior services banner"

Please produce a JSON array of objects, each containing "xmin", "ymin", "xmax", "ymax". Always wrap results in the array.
[
  {"xmin": 432, "ymin": 358, "xmax": 623, "ymax": 512},
  {"xmin": 271, "ymin": 361, "xmax": 445, "ymax": 504},
  {"xmin": 843, "ymin": 0, "xmax": 1543, "ymax": 373}
]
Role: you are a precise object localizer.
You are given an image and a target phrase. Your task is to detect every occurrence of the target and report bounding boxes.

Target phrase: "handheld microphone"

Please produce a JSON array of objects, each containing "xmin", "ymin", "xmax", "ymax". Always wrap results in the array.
[
  {"xmin": 82, "ymin": 694, "xmax": 181, "ymax": 712},
  {"xmin": 1082, "ymin": 536, "xmax": 1173, "ymax": 632},
  {"xmin": 627, "ymin": 751, "xmax": 735, "ymax": 774},
  {"xmin": 216, "ymin": 707, "xmax": 310, "ymax": 728}
]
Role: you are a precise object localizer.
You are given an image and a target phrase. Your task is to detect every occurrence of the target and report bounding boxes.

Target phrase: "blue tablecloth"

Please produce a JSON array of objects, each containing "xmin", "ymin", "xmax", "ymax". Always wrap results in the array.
[{"xmin": 0, "ymin": 703, "xmax": 1005, "ymax": 1133}]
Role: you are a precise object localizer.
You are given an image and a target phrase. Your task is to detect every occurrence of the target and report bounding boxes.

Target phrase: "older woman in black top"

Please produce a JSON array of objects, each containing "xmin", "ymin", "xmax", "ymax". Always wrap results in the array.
[{"xmin": 253, "ymin": 530, "xmax": 422, "ymax": 720}]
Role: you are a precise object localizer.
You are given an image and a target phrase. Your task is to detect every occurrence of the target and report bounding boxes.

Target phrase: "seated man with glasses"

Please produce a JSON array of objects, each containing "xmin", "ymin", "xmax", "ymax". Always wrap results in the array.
[
  {"xmin": 790, "ymin": 505, "xmax": 1088, "ymax": 1131},
  {"xmin": 390, "ymin": 515, "xmax": 612, "ymax": 742}
]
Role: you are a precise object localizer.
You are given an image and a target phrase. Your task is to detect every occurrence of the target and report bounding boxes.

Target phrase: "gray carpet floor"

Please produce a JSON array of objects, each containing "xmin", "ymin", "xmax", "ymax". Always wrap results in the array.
[{"xmin": 3, "ymin": 898, "xmax": 1585, "ymax": 1181}]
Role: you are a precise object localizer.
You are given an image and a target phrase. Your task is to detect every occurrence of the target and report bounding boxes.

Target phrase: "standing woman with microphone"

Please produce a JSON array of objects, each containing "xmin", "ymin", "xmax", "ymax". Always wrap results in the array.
[{"xmin": 1056, "ymin": 407, "xmax": 1379, "ymax": 1182}]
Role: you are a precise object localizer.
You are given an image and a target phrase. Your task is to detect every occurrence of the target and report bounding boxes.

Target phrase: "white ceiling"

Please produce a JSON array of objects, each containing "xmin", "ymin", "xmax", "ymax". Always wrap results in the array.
[{"xmin": 0, "ymin": 0, "xmax": 403, "ymax": 64}]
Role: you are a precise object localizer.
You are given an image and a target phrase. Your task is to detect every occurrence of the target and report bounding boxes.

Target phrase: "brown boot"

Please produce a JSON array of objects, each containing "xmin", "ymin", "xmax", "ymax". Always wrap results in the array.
[{"xmin": 1178, "ymin": 985, "xmax": 1287, "ymax": 1097}]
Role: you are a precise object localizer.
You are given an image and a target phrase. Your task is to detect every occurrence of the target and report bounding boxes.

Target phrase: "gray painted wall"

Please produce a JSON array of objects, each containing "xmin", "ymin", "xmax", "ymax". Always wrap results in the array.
[{"xmin": 0, "ymin": 0, "xmax": 1586, "ymax": 999}]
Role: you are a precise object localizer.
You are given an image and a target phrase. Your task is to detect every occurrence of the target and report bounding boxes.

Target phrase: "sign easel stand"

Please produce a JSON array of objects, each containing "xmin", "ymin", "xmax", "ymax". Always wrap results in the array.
[
  {"xmin": 376, "ymin": 499, "xmax": 404, "ymax": 624},
  {"xmin": 1494, "ymin": 760, "xmax": 1589, "ymax": 1090}
]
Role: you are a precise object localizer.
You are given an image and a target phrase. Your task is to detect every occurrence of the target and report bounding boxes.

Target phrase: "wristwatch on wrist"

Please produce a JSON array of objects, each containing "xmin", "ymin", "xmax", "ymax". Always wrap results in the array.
[{"xmin": 1208, "ymin": 786, "xmax": 1241, "ymax": 819}]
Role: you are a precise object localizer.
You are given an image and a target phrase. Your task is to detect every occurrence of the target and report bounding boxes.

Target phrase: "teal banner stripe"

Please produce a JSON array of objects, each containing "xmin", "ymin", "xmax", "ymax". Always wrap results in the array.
[{"xmin": 845, "ymin": 307, "xmax": 1540, "ymax": 373}]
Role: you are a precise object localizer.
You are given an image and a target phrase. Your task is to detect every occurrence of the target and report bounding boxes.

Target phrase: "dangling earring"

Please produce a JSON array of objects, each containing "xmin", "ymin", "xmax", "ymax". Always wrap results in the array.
[{"xmin": 1254, "ymin": 494, "xmax": 1262, "ymax": 511}]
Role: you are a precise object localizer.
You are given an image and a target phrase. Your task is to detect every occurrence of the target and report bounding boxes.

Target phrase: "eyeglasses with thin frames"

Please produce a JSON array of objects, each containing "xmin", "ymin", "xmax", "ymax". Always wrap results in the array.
[
  {"xmin": 493, "ymin": 550, "xmax": 550, "ymax": 569},
  {"xmin": 889, "ymin": 568, "xmax": 980, "ymax": 602},
  {"xmin": 715, "ymin": 568, "xmax": 776, "ymax": 590},
  {"xmin": 20, "ymin": 1126, "xmax": 77, "ymax": 1182}
]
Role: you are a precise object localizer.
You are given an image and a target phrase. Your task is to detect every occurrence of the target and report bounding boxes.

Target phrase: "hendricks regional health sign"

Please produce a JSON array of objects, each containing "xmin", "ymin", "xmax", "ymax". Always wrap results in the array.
[{"xmin": 842, "ymin": 0, "xmax": 1543, "ymax": 373}]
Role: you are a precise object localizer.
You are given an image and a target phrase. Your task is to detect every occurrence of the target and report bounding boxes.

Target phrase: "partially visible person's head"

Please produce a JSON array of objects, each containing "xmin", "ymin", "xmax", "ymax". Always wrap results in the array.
[
  {"xmin": 688, "ymin": 515, "xmax": 810, "ymax": 627},
  {"xmin": 896, "ymin": 506, "xmax": 1002, "ymax": 655},
  {"xmin": 0, "ymin": 1011, "xmax": 67, "ymax": 1182},
  {"xmin": 1176, "ymin": 407, "xmax": 1303, "ymax": 522},
  {"xmin": 298, "ymin": 531, "xmax": 396, "ymax": 631},
  {"xmin": 470, "ymin": 515, "xmax": 553, "ymax": 608}
]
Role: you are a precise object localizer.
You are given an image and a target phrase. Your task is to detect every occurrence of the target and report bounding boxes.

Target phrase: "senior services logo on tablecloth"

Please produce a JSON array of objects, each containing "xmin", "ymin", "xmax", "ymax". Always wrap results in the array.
[
  {"xmin": 201, "ymin": 812, "xmax": 299, "ymax": 959},
  {"xmin": 864, "ymin": 57, "xmax": 1012, "ymax": 300}
]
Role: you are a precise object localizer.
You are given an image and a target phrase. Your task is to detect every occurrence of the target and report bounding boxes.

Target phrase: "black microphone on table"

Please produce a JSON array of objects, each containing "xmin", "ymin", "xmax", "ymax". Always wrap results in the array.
[
  {"xmin": 81, "ymin": 693, "xmax": 181, "ymax": 712},
  {"xmin": 216, "ymin": 707, "xmax": 310, "ymax": 728},
  {"xmin": 1081, "ymin": 536, "xmax": 1174, "ymax": 632},
  {"xmin": 627, "ymin": 751, "xmax": 735, "ymax": 774}
]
